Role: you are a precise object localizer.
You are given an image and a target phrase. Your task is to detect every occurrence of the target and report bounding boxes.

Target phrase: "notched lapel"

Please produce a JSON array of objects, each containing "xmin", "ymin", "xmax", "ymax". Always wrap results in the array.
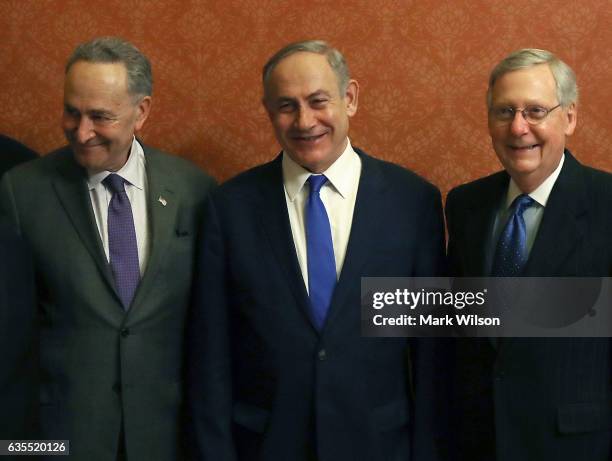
[
  {"xmin": 465, "ymin": 174, "xmax": 507, "ymax": 277},
  {"xmin": 53, "ymin": 157, "xmax": 116, "ymax": 292},
  {"xmin": 322, "ymin": 152, "xmax": 384, "ymax": 333},
  {"xmin": 257, "ymin": 157, "xmax": 315, "ymax": 331},
  {"xmin": 525, "ymin": 155, "xmax": 587, "ymax": 276},
  {"xmin": 129, "ymin": 153, "xmax": 179, "ymax": 312}
]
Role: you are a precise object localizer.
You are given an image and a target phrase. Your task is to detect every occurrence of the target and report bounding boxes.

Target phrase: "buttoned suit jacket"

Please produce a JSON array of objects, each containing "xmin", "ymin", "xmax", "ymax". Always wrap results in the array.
[
  {"xmin": 445, "ymin": 151, "xmax": 612, "ymax": 461},
  {"xmin": 0, "ymin": 219, "xmax": 37, "ymax": 442},
  {"xmin": 187, "ymin": 148, "xmax": 448, "ymax": 461},
  {"xmin": 0, "ymin": 145, "xmax": 216, "ymax": 461}
]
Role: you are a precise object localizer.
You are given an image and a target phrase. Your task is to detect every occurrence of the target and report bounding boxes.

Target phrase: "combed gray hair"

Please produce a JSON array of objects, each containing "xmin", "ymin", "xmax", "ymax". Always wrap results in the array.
[
  {"xmin": 262, "ymin": 40, "xmax": 350, "ymax": 97},
  {"xmin": 65, "ymin": 37, "xmax": 152, "ymax": 99},
  {"xmin": 487, "ymin": 48, "xmax": 578, "ymax": 108}
]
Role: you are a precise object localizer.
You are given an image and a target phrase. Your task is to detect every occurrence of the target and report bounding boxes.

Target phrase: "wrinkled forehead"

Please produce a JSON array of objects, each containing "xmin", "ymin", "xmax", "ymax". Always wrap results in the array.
[
  {"xmin": 265, "ymin": 52, "xmax": 339, "ymax": 98},
  {"xmin": 490, "ymin": 64, "xmax": 558, "ymax": 105}
]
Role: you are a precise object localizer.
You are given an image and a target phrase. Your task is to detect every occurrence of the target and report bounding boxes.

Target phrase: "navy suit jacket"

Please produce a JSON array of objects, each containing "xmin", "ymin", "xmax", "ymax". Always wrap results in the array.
[
  {"xmin": 445, "ymin": 151, "xmax": 612, "ymax": 461},
  {"xmin": 187, "ymin": 149, "xmax": 447, "ymax": 461},
  {"xmin": 0, "ymin": 219, "xmax": 37, "ymax": 442},
  {"xmin": 0, "ymin": 134, "xmax": 37, "ymax": 178}
]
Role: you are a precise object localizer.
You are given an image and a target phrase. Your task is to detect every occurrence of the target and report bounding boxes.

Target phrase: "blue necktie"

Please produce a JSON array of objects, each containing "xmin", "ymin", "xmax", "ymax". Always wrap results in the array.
[
  {"xmin": 491, "ymin": 194, "xmax": 535, "ymax": 277},
  {"xmin": 306, "ymin": 175, "xmax": 336, "ymax": 330},
  {"xmin": 103, "ymin": 174, "xmax": 140, "ymax": 309}
]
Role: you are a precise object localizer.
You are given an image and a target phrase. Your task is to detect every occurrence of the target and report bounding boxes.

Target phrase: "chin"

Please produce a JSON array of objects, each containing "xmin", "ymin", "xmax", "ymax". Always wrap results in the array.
[{"xmin": 72, "ymin": 152, "xmax": 103, "ymax": 172}]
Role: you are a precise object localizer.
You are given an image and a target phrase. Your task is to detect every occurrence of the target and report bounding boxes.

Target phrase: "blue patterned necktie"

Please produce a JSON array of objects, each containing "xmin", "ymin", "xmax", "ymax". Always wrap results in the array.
[
  {"xmin": 491, "ymin": 194, "xmax": 535, "ymax": 277},
  {"xmin": 103, "ymin": 173, "xmax": 140, "ymax": 309},
  {"xmin": 306, "ymin": 175, "xmax": 337, "ymax": 330}
]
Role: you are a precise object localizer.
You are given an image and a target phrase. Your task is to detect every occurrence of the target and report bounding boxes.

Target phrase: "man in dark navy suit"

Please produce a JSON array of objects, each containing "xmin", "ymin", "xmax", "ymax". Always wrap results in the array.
[
  {"xmin": 187, "ymin": 40, "xmax": 447, "ymax": 461},
  {"xmin": 446, "ymin": 49, "xmax": 612, "ymax": 461}
]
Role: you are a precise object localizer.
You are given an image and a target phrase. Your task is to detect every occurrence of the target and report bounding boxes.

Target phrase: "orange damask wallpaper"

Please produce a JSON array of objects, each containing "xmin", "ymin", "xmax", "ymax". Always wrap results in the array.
[{"xmin": 1, "ymin": 0, "xmax": 610, "ymax": 196}]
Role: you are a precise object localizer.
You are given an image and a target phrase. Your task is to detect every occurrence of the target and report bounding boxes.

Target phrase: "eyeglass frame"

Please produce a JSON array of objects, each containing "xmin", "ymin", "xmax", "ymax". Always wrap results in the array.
[{"xmin": 488, "ymin": 103, "xmax": 562, "ymax": 125}]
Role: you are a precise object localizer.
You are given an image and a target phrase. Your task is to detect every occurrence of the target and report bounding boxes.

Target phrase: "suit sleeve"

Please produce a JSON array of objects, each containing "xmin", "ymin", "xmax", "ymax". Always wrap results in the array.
[
  {"xmin": 411, "ymin": 184, "xmax": 451, "ymax": 461},
  {"xmin": 414, "ymin": 185, "xmax": 446, "ymax": 277},
  {"xmin": 0, "ymin": 178, "xmax": 38, "ymax": 439},
  {"xmin": 445, "ymin": 188, "xmax": 462, "ymax": 277},
  {"xmin": 0, "ymin": 172, "xmax": 21, "ymax": 231},
  {"xmin": 186, "ymin": 194, "xmax": 237, "ymax": 461}
]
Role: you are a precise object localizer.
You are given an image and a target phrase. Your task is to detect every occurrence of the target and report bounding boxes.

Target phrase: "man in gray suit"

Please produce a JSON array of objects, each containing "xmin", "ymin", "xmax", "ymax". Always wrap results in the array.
[{"xmin": 0, "ymin": 37, "xmax": 215, "ymax": 460}]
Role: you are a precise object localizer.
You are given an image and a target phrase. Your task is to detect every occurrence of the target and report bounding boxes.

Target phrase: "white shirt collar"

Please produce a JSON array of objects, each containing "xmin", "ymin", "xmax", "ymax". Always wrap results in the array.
[
  {"xmin": 282, "ymin": 139, "xmax": 358, "ymax": 201},
  {"xmin": 87, "ymin": 137, "xmax": 145, "ymax": 191},
  {"xmin": 505, "ymin": 152, "xmax": 565, "ymax": 208}
]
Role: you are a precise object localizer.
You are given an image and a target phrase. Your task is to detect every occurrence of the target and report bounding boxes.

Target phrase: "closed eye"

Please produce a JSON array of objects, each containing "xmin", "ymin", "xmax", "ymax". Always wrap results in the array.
[
  {"xmin": 492, "ymin": 107, "xmax": 514, "ymax": 118},
  {"xmin": 310, "ymin": 98, "xmax": 328, "ymax": 108},
  {"xmin": 277, "ymin": 102, "xmax": 296, "ymax": 113},
  {"xmin": 526, "ymin": 106, "xmax": 547, "ymax": 117}
]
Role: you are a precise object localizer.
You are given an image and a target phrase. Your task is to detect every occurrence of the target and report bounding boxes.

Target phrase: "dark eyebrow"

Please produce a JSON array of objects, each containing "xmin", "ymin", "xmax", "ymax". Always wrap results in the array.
[{"xmin": 89, "ymin": 109, "xmax": 114, "ymax": 117}]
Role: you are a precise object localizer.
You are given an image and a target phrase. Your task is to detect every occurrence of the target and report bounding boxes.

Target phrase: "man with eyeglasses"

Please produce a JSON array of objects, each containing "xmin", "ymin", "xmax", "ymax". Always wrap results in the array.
[{"xmin": 446, "ymin": 49, "xmax": 611, "ymax": 460}]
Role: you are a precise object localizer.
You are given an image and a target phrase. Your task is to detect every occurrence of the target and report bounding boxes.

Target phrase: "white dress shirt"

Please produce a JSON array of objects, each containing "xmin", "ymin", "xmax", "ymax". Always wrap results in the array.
[
  {"xmin": 87, "ymin": 137, "xmax": 150, "ymax": 275},
  {"xmin": 283, "ymin": 139, "xmax": 362, "ymax": 292},
  {"xmin": 490, "ymin": 152, "xmax": 565, "ymax": 268}
]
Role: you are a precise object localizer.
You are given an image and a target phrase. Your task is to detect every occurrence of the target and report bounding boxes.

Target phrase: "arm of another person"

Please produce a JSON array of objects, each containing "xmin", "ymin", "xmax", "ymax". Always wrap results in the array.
[
  {"xmin": 185, "ymin": 194, "xmax": 237, "ymax": 461},
  {"xmin": 410, "ymin": 185, "xmax": 451, "ymax": 461}
]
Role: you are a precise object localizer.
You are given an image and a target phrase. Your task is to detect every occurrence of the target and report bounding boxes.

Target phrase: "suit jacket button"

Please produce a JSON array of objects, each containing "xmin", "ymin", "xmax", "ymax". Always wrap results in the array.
[
  {"xmin": 112, "ymin": 382, "xmax": 121, "ymax": 394},
  {"xmin": 318, "ymin": 349, "xmax": 327, "ymax": 361},
  {"xmin": 120, "ymin": 328, "xmax": 130, "ymax": 338}
]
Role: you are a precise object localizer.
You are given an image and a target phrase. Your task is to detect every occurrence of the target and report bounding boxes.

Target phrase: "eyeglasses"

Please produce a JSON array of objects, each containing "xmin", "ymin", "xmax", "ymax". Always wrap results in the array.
[{"xmin": 489, "ymin": 104, "xmax": 561, "ymax": 125}]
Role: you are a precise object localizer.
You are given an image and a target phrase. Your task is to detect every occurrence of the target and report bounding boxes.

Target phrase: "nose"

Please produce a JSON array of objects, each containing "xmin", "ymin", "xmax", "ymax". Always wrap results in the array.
[
  {"xmin": 509, "ymin": 110, "xmax": 530, "ymax": 136},
  {"xmin": 295, "ymin": 106, "xmax": 315, "ymax": 130},
  {"xmin": 76, "ymin": 116, "xmax": 98, "ymax": 144},
  {"xmin": 64, "ymin": 112, "xmax": 96, "ymax": 144}
]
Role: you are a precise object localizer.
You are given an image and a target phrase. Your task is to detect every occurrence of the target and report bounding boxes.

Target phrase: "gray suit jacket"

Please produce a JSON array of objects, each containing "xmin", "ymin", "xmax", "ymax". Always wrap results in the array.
[{"xmin": 0, "ymin": 145, "xmax": 215, "ymax": 461}]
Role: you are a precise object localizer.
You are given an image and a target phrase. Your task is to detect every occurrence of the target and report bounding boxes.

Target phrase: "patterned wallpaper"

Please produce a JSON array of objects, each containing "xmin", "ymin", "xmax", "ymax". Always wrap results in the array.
[{"xmin": 1, "ymin": 0, "xmax": 610, "ymax": 196}]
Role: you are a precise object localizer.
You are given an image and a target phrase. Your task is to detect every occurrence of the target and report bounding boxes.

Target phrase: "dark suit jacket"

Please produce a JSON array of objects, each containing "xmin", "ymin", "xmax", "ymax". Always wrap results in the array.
[
  {"xmin": 445, "ymin": 151, "xmax": 612, "ymax": 461},
  {"xmin": 0, "ymin": 219, "xmax": 37, "ymax": 442},
  {"xmin": 187, "ymin": 149, "xmax": 447, "ymax": 461},
  {"xmin": 0, "ymin": 134, "xmax": 38, "ymax": 177},
  {"xmin": 0, "ymin": 145, "xmax": 215, "ymax": 461}
]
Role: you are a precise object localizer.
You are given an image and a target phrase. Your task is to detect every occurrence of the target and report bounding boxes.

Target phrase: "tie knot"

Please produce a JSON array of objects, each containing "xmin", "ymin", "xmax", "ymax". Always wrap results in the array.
[
  {"xmin": 103, "ymin": 174, "xmax": 127, "ymax": 194},
  {"xmin": 512, "ymin": 194, "xmax": 534, "ymax": 215},
  {"xmin": 308, "ymin": 175, "xmax": 328, "ymax": 195}
]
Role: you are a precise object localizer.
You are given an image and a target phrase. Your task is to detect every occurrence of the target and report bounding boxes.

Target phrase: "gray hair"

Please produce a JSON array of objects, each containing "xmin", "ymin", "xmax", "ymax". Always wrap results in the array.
[
  {"xmin": 262, "ymin": 40, "xmax": 350, "ymax": 97},
  {"xmin": 65, "ymin": 37, "xmax": 152, "ymax": 99},
  {"xmin": 487, "ymin": 48, "xmax": 578, "ymax": 108}
]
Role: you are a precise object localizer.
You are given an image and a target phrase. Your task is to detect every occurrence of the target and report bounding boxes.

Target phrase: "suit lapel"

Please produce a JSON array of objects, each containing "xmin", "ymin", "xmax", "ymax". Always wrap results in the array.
[
  {"xmin": 467, "ymin": 173, "xmax": 508, "ymax": 276},
  {"xmin": 257, "ymin": 156, "xmax": 315, "ymax": 330},
  {"xmin": 129, "ymin": 147, "xmax": 178, "ymax": 312},
  {"xmin": 52, "ymin": 150, "xmax": 116, "ymax": 293},
  {"xmin": 524, "ymin": 152, "xmax": 587, "ymax": 276},
  {"xmin": 500, "ymin": 153, "xmax": 586, "ymax": 352},
  {"xmin": 460, "ymin": 172, "xmax": 507, "ymax": 350},
  {"xmin": 322, "ymin": 151, "xmax": 384, "ymax": 333}
]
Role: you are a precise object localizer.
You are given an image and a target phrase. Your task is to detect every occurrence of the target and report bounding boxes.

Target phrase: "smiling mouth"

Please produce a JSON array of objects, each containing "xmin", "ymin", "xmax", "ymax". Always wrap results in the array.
[
  {"xmin": 73, "ymin": 142, "xmax": 104, "ymax": 150},
  {"xmin": 509, "ymin": 144, "xmax": 540, "ymax": 151},
  {"xmin": 292, "ymin": 132, "xmax": 326, "ymax": 142}
]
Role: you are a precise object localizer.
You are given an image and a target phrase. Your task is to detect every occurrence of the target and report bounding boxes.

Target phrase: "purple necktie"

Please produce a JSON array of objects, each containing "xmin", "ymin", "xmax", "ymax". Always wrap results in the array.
[
  {"xmin": 306, "ymin": 175, "xmax": 336, "ymax": 330},
  {"xmin": 103, "ymin": 174, "xmax": 140, "ymax": 309}
]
